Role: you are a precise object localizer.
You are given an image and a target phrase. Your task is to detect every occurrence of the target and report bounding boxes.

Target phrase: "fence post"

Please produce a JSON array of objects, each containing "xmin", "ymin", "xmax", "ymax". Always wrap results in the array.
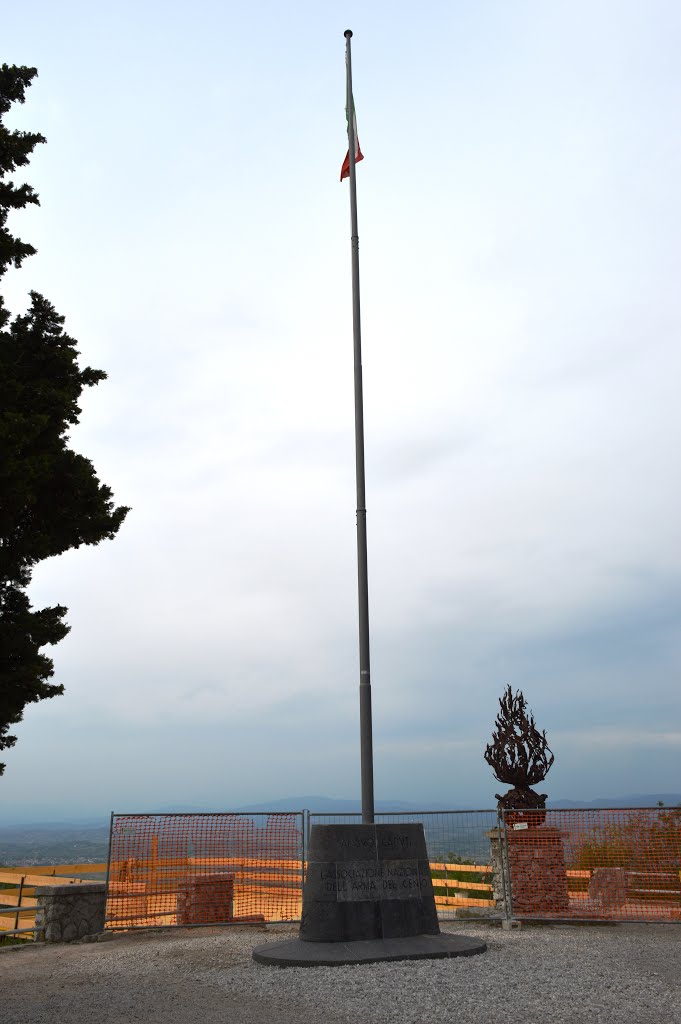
[
  {"xmin": 105, "ymin": 813, "xmax": 114, "ymax": 886},
  {"xmin": 14, "ymin": 875, "xmax": 25, "ymax": 932},
  {"xmin": 105, "ymin": 812, "xmax": 115, "ymax": 931},
  {"xmin": 301, "ymin": 811, "xmax": 307, "ymax": 910}
]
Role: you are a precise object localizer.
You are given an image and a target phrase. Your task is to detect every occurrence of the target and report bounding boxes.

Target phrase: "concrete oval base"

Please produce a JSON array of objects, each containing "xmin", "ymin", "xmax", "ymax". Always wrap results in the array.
[{"xmin": 252, "ymin": 931, "xmax": 486, "ymax": 968}]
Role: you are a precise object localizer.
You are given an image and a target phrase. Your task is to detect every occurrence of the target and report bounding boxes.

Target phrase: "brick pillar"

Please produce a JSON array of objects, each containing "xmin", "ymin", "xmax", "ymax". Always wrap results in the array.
[
  {"xmin": 505, "ymin": 826, "xmax": 570, "ymax": 916},
  {"xmin": 176, "ymin": 874, "xmax": 234, "ymax": 925}
]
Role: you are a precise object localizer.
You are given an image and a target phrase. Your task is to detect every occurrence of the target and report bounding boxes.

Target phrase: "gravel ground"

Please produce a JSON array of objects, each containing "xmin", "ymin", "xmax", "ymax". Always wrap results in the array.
[{"xmin": 1, "ymin": 921, "xmax": 679, "ymax": 1024}]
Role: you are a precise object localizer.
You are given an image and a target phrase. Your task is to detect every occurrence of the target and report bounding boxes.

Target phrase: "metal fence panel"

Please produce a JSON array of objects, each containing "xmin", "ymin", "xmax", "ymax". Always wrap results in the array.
[
  {"xmin": 503, "ymin": 806, "xmax": 681, "ymax": 922},
  {"xmin": 105, "ymin": 806, "xmax": 681, "ymax": 931},
  {"xmin": 308, "ymin": 809, "xmax": 503, "ymax": 920},
  {"xmin": 106, "ymin": 812, "xmax": 304, "ymax": 929}
]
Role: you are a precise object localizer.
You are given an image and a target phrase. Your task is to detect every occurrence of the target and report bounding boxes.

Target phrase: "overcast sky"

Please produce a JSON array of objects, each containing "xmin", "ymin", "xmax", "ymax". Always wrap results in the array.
[{"xmin": 3, "ymin": 1, "xmax": 680, "ymax": 821}]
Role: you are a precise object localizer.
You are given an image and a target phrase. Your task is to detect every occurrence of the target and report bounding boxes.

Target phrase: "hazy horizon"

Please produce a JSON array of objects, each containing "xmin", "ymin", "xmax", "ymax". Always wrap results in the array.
[{"xmin": 4, "ymin": 789, "xmax": 681, "ymax": 828}]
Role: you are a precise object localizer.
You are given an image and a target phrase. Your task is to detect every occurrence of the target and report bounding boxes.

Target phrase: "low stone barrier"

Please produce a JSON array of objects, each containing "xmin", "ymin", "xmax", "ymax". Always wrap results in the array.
[{"xmin": 34, "ymin": 882, "xmax": 107, "ymax": 942}]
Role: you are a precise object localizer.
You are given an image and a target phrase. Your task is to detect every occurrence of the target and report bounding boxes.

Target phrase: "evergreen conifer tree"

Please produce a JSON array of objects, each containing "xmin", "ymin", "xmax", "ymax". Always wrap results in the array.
[{"xmin": 0, "ymin": 64, "xmax": 129, "ymax": 775}]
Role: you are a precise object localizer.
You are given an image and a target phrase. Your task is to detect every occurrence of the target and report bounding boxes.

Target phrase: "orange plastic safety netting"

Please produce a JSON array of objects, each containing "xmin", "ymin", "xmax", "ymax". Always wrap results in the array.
[
  {"xmin": 106, "ymin": 813, "xmax": 304, "ymax": 929},
  {"xmin": 503, "ymin": 807, "xmax": 681, "ymax": 921}
]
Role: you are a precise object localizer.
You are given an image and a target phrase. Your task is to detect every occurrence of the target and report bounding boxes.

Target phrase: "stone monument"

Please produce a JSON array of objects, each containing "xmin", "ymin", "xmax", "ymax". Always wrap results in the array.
[
  {"xmin": 299, "ymin": 823, "xmax": 438, "ymax": 941},
  {"xmin": 253, "ymin": 821, "xmax": 486, "ymax": 966}
]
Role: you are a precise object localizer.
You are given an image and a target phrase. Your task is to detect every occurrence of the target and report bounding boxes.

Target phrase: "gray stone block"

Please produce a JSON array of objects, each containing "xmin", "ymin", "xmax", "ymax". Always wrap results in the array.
[
  {"xmin": 341, "ymin": 901, "xmax": 382, "ymax": 941},
  {"xmin": 302, "ymin": 862, "xmax": 337, "ymax": 901},
  {"xmin": 34, "ymin": 882, "xmax": 107, "ymax": 943},
  {"xmin": 299, "ymin": 823, "xmax": 441, "ymax": 944},
  {"xmin": 299, "ymin": 898, "xmax": 345, "ymax": 941},
  {"xmin": 376, "ymin": 824, "xmax": 427, "ymax": 860},
  {"xmin": 307, "ymin": 824, "xmax": 377, "ymax": 862},
  {"xmin": 417, "ymin": 858, "xmax": 440, "ymax": 931},
  {"xmin": 379, "ymin": 897, "xmax": 422, "ymax": 938}
]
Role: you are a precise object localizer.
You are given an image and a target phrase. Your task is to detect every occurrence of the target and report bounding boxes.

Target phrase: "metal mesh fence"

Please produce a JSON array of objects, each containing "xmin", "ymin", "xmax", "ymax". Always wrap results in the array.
[
  {"xmin": 104, "ymin": 806, "xmax": 681, "ymax": 930},
  {"xmin": 308, "ymin": 810, "xmax": 502, "ymax": 920},
  {"xmin": 503, "ymin": 807, "xmax": 681, "ymax": 922},
  {"xmin": 106, "ymin": 813, "xmax": 304, "ymax": 929}
]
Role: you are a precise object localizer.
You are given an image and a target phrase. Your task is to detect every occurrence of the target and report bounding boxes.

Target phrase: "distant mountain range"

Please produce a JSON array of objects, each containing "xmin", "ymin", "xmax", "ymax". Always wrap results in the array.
[
  {"xmin": 2, "ymin": 793, "xmax": 679, "ymax": 865},
  {"xmin": 232, "ymin": 794, "xmax": 681, "ymax": 813},
  {"xmin": 3, "ymin": 792, "xmax": 680, "ymax": 828}
]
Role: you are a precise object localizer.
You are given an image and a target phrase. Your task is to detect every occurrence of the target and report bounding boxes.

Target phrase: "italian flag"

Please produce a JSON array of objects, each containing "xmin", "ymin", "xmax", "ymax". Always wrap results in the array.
[{"xmin": 340, "ymin": 97, "xmax": 364, "ymax": 181}]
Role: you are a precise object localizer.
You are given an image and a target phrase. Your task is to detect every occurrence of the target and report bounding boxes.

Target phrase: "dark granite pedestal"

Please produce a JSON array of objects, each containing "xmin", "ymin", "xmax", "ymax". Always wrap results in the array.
[
  {"xmin": 253, "ymin": 823, "xmax": 487, "ymax": 967},
  {"xmin": 252, "ymin": 931, "xmax": 486, "ymax": 967}
]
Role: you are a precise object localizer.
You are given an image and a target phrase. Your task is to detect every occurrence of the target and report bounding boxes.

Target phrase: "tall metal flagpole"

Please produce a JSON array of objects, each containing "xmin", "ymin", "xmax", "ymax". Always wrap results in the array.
[{"xmin": 344, "ymin": 29, "xmax": 375, "ymax": 825}]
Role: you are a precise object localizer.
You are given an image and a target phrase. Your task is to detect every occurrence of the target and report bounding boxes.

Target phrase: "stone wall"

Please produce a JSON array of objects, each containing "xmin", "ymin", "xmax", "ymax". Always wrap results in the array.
[
  {"xmin": 486, "ymin": 828, "xmax": 509, "ymax": 913},
  {"xmin": 34, "ymin": 882, "xmax": 107, "ymax": 943}
]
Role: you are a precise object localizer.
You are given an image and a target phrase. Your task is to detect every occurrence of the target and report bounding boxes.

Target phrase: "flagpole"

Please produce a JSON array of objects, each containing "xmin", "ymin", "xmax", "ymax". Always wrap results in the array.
[{"xmin": 344, "ymin": 29, "xmax": 375, "ymax": 825}]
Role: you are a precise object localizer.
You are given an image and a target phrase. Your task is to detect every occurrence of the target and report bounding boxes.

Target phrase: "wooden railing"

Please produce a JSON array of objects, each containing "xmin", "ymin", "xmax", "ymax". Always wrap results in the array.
[
  {"xmin": 4, "ymin": 857, "xmax": 679, "ymax": 938},
  {"xmin": 565, "ymin": 868, "xmax": 681, "ymax": 906},
  {"xmin": 429, "ymin": 862, "xmax": 494, "ymax": 909},
  {"xmin": 1, "ymin": 858, "xmax": 494, "ymax": 936}
]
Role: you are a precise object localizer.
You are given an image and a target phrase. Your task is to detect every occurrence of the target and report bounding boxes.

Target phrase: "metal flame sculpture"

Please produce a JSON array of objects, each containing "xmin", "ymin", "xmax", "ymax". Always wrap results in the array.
[{"xmin": 484, "ymin": 686, "xmax": 554, "ymax": 820}]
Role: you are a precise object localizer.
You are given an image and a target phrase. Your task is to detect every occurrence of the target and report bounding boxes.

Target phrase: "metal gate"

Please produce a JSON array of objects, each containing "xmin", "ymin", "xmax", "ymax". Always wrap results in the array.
[
  {"xmin": 106, "ymin": 812, "xmax": 305, "ymax": 929},
  {"xmin": 502, "ymin": 806, "xmax": 681, "ymax": 922}
]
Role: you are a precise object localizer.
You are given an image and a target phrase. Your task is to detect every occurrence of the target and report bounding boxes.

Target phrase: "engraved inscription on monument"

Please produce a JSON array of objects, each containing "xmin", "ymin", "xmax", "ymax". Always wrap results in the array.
[{"xmin": 336, "ymin": 860, "xmax": 421, "ymax": 901}]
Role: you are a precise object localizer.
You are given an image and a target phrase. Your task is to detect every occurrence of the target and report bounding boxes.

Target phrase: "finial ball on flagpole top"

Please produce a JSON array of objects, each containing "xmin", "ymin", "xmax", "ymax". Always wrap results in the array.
[{"xmin": 344, "ymin": 29, "xmax": 353, "ymax": 38}]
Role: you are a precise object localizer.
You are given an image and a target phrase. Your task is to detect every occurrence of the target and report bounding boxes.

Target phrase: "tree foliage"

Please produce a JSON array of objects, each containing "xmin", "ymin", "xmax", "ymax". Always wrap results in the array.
[
  {"xmin": 573, "ymin": 808, "xmax": 681, "ymax": 873},
  {"xmin": 0, "ymin": 64, "xmax": 129, "ymax": 775}
]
